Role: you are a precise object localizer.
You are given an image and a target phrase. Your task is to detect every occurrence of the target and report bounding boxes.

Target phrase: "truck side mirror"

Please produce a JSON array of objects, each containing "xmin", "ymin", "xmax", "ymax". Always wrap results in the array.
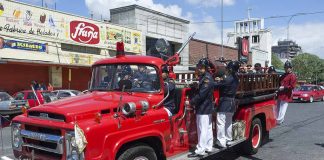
[{"xmin": 119, "ymin": 80, "xmax": 132, "ymax": 90}]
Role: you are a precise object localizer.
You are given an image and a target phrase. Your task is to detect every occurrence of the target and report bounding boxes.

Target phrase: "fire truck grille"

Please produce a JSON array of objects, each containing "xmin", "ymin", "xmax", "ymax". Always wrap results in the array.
[
  {"xmin": 21, "ymin": 126, "xmax": 64, "ymax": 156},
  {"xmin": 28, "ymin": 111, "xmax": 66, "ymax": 122}
]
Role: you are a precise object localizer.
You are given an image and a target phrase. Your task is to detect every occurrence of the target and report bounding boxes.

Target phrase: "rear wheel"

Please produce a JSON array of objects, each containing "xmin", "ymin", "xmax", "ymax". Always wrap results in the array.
[
  {"xmin": 241, "ymin": 118, "xmax": 262, "ymax": 155},
  {"xmin": 309, "ymin": 96, "xmax": 314, "ymax": 103},
  {"xmin": 118, "ymin": 144, "xmax": 157, "ymax": 160}
]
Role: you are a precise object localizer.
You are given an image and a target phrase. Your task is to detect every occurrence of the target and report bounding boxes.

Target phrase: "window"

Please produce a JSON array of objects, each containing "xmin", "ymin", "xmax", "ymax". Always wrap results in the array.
[
  {"xmin": 252, "ymin": 35, "xmax": 260, "ymax": 43},
  {"xmin": 61, "ymin": 43, "xmax": 101, "ymax": 55},
  {"xmin": 27, "ymin": 92, "xmax": 36, "ymax": 100},
  {"xmin": 14, "ymin": 92, "xmax": 25, "ymax": 100},
  {"xmin": 0, "ymin": 92, "xmax": 11, "ymax": 101}
]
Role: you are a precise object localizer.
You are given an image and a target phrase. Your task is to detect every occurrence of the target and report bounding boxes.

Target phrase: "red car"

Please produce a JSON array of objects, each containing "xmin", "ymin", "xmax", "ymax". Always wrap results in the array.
[
  {"xmin": 13, "ymin": 90, "xmax": 57, "ymax": 107},
  {"xmin": 292, "ymin": 85, "xmax": 324, "ymax": 102}
]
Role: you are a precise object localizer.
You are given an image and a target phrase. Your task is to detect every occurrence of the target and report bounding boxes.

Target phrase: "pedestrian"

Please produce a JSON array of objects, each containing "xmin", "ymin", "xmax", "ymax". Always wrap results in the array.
[
  {"xmin": 31, "ymin": 80, "xmax": 39, "ymax": 90},
  {"xmin": 161, "ymin": 64, "xmax": 175, "ymax": 116},
  {"xmin": 276, "ymin": 61, "xmax": 296, "ymax": 125},
  {"xmin": 47, "ymin": 83, "xmax": 54, "ymax": 91},
  {"xmin": 188, "ymin": 58, "xmax": 214, "ymax": 157},
  {"xmin": 214, "ymin": 61, "xmax": 240, "ymax": 148},
  {"xmin": 254, "ymin": 63, "xmax": 263, "ymax": 73}
]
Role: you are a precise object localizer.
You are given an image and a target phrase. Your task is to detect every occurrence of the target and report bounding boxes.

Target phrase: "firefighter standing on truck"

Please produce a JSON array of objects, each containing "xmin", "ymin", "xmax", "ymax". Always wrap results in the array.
[
  {"xmin": 276, "ymin": 61, "xmax": 296, "ymax": 125},
  {"xmin": 161, "ymin": 64, "xmax": 175, "ymax": 117},
  {"xmin": 214, "ymin": 61, "xmax": 240, "ymax": 148},
  {"xmin": 188, "ymin": 58, "xmax": 214, "ymax": 157}
]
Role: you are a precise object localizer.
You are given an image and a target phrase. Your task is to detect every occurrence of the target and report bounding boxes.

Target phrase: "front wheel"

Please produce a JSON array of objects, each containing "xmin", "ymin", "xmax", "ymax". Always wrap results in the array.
[
  {"xmin": 118, "ymin": 144, "xmax": 157, "ymax": 160},
  {"xmin": 241, "ymin": 118, "xmax": 263, "ymax": 155}
]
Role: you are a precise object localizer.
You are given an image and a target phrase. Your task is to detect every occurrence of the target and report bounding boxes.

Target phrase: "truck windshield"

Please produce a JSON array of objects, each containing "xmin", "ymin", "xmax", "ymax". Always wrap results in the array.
[{"xmin": 90, "ymin": 64, "xmax": 160, "ymax": 93}]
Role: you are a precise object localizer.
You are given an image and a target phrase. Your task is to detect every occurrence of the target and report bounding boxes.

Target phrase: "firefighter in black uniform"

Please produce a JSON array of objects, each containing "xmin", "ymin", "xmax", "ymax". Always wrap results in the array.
[
  {"xmin": 188, "ymin": 58, "xmax": 214, "ymax": 157},
  {"xmin": 214, "ymin": 61, "xmax": 240, "ymax": 148},
  {"xmin": 161, "ymin": 64, "xmax": 176, "ymax": 116}
]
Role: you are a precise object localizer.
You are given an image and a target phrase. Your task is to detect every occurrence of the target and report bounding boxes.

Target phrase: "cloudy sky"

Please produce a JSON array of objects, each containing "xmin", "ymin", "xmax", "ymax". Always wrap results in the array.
[{"xmin": 19, "ymin": 0, "xmax": 324, "ymax": 59}]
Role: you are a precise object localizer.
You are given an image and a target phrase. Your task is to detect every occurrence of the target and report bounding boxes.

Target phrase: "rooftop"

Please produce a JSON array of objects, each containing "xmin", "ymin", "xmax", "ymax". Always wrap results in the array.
[{"xmin": 110, "ymin": 4, "xmax": 190, "ymax": 24}]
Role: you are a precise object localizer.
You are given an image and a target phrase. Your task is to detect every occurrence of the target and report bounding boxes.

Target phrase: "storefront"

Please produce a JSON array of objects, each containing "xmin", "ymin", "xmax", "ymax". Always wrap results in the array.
[{"xmin": 0, "ymin": 1, "xmax": 143, "ymax": 94}]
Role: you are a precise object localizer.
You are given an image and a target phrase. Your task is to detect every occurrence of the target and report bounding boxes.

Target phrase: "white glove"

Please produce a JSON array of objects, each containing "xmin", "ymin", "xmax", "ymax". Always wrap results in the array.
[{"xmin": 279, "ymin": 86, "xmax": 284, "ymax": 91}]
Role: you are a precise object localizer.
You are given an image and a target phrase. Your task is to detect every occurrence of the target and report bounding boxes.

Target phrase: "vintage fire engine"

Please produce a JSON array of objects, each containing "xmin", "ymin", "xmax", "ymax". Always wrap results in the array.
[{"xmin": 11, "ymin": 33, "xmax": 278, "ymax": 160}]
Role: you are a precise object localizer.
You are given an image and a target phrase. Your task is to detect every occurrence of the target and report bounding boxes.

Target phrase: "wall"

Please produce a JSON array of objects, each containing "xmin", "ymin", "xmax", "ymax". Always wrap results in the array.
[
  {"xmin": 189, "ymin": 39, "xmax": 238, "ymax": 65},
  {"xmin": 0, "ymin": 63, "xmax": 49, "ymax": 94}
]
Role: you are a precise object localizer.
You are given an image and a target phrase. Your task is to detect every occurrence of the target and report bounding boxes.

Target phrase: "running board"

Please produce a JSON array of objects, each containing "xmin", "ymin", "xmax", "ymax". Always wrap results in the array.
[{"xmin": 168, "ymin": 138, "xmax": 246, "ymax": 160}]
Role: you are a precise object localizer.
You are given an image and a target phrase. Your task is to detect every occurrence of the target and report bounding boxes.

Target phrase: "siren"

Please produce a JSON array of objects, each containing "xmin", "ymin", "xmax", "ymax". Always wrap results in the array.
[{"xmin": 116, "ymin": 41, "xmax": 125, "ymax": 58}]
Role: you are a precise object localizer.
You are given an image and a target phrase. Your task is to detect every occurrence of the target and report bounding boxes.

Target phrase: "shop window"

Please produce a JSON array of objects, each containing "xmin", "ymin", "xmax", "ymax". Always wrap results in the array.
[{"xmin": 61, "ymin": 43, "xmax": 101, "ymax": 55}]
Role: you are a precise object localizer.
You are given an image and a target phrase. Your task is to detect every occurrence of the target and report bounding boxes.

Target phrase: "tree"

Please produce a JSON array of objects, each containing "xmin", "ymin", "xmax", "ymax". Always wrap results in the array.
[
  {"xmin": 271, "ymin": 53, "xmax": 284, "ymax": 70},
  {"xmin": 292, "ymin": 53, "xmax": 324, "ymax": 84}
]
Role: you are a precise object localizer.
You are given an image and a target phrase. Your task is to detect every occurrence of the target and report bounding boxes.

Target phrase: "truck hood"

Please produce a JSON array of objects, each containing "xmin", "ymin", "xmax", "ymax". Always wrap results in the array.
[{"xmin": 28, "ymin": 91, "xmax": 147, "ymax": 122}]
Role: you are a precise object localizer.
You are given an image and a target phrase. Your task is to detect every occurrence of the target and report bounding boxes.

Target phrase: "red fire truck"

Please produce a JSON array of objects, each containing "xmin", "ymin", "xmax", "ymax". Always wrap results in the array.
[{"xmin": 11, "ymin": 33, "xmax": 278, "ymax": 160}]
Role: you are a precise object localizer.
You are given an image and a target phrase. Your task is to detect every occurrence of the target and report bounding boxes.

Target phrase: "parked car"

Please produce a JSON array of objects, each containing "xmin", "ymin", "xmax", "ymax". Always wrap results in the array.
[
  {"xmin": 13, "ymin": 90, "xmax": 57, "ymax": 108},
  {"xmin": 292, "ymin": 85, "xmax": 324, "ymax": 102},
  {"xmin": 0, "ymin": 92, "xmax": 28, "ymax": 118},
  {"xmin": 52, "ymin": 89, "xmax": 82, "ymax": 99}
]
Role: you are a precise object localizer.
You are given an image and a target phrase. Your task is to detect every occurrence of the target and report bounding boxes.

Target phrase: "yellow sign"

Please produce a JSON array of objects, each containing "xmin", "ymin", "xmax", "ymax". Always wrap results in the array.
[{"xmin": 70, "ymin": 54, "xmax": 93, "ymax": 65}]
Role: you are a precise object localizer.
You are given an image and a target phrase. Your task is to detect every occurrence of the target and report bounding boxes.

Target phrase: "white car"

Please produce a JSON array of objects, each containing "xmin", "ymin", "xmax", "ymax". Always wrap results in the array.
[{"xmin": 52, "ymin": 90, "xmax": 82, "ymax": 99}]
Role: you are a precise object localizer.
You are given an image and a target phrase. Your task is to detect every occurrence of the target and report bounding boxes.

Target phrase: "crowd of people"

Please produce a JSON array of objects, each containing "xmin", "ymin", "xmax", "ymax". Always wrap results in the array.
[
  {"xmin": 31, "ymin": 81, "xmax": 53, "ymax": 91},
  {"xmin": 159, "ymin": 58, "xmax": 296, "ymax": 157}
]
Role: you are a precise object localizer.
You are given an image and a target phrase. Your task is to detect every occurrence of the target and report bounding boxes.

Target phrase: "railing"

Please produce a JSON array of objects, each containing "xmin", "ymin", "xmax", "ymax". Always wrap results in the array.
[{"xmin": 174, "ymin": 72, "xmax": 280, "ymax": 97}]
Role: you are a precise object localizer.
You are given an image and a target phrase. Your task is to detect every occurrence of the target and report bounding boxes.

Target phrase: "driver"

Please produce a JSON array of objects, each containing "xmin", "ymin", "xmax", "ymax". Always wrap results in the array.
[
  {"xmin": 161, "ymin": 64, "xmax": 175, "ymax": 116},
  {"xmin": 133, "ymin": 65, "xmax": 150, "ymax": 88}
]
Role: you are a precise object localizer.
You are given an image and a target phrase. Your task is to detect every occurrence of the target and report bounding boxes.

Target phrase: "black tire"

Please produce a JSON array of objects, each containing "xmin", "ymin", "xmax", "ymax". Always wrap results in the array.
[
  {"xmin": 241, "ymin": 118, "xmax": 263, "ymax": 155},
  {"xmin": 118, "ymin": 144, "xmax": 157, "ymax": 160}
]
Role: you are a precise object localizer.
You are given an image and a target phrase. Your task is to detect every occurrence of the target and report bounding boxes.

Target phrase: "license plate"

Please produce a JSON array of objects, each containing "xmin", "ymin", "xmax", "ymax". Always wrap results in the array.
[{"xmin": 293, "ymin": 97, "xmax": 298, "ymax": 100}]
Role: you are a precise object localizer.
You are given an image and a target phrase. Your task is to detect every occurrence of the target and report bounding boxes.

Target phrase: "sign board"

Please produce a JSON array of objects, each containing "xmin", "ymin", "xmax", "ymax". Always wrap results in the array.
[
  {"xmin": 0, "ymin": 37, "xmax": 47, "ymax": 52},
  {"xmin": 237, "ymin": 37, "xmax": 249, "ymax": 63},
  {"xmin": 0, "ymin": 1, "xmax": 142, "ymax": 53}
]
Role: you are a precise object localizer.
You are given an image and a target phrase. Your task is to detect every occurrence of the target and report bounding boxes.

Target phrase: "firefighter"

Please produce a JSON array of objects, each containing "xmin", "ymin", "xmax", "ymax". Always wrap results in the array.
[
  {"xmin": 276, "ymin": 61, "xmax": 296, "ymax": 125},
  {"xmin": 188, "ymin": 58, "xmax": 214, "ymax": 157},
  {"xmin": 133, "ymin": 65, "xmax": 149, "ymax": 88},
  {"xmin": 214, "ymin": 61, "xmax": 240, "ymax": 148},
  {"xmin": 161, "ymin": 64, "xmax": 175, "ymax": 116}
]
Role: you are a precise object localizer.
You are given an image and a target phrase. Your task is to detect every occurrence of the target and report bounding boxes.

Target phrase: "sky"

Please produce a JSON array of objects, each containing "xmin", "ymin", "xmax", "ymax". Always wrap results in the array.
[{"xmin": 18, "ymin": 0, "xmax": 324, "ymax": 59}]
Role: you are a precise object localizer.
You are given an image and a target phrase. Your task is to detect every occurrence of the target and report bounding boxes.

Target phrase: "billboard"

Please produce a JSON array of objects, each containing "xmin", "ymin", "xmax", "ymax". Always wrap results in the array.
[{"xmin": 0, "ymin": 1, "xmax": 142, "ymax": 53}]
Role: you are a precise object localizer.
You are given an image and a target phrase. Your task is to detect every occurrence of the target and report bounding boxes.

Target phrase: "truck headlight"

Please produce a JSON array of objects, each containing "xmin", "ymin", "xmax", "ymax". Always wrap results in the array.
[
  {"xmin": 66, "ymin": 132, "xmax": 84, "ymax": 160},
  {"xmin": 122, "ymin": 102, "xmax": 136, "ymax": 116},
  {"xmin": 11, "ymin": 123, "xmax": 22, "ymax": 151}
]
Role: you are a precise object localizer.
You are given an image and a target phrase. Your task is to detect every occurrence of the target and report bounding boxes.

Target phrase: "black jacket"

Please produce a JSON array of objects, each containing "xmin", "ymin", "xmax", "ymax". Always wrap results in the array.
[
  {"xmin": 163, "ymin": 78, "xmax": 176, "ymax": 114},
  {"xmin": 190, "ymin": 72, "xmax": 214, "ymax": 115},
  {"xmin": 214, "ymin": 74, "xmax": 239, "ymax": 113}
]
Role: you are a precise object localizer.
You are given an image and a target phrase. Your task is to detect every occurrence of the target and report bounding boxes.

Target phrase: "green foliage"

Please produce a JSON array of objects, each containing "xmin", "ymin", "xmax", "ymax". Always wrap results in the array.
[
  {"xmin": 292, "ymin": 53, "xmax": 324, "ymax": 83},
  {"xmin": 271, "ymin": 53, "xmax": 284, "ymax": 70}
]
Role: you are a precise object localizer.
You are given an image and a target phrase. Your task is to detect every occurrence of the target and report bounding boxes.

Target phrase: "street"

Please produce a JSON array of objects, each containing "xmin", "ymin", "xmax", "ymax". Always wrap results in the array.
[{"xmin": 1, "ymin": 101, "xmax": 324, "ymax": 160}]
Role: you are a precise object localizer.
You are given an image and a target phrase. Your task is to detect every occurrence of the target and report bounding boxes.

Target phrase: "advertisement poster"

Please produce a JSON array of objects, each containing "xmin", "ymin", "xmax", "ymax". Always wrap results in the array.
[
  {"xmin": 0, "ymin": 37, "xmax": 47, "ymax": 52},
  {"xmin": 106, "ymin": 26, "xmax": 142, "ymax": 54},
  {"xmin": 0, "ymin": 1, "xmax": 142, "ymax": 53}
]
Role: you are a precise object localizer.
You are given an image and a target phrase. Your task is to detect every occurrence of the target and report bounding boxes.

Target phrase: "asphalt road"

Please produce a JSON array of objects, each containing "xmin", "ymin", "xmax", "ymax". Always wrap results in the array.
[{"xmin": 1, "ymin": 101, "xmax": 323, "ymax": 160}]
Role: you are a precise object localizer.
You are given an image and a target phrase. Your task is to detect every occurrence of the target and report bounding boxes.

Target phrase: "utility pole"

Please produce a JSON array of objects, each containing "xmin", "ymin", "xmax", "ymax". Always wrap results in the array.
[{"xmin": 221, "ymin": 0, "xmax": 224, "ymax": 58}]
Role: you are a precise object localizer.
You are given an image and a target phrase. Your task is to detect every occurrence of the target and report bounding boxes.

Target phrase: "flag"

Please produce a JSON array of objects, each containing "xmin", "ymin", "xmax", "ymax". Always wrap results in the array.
[
  {"xmin": 0, "ymin": 115, "xmax": 11, "ymax": 128},
  {"xmin": 74, "ymin": 123, "xmax": 87, "ymax": 153}
]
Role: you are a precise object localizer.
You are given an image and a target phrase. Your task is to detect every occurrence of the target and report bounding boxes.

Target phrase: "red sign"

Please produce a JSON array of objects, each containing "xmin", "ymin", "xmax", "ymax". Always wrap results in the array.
[
  {"xmin": 242, "ymin": 38, "xmax": 249, "ymax": 56},
  {"xmin": 70, "ymin": 21, "xmax": 100, "ymax": 44}
]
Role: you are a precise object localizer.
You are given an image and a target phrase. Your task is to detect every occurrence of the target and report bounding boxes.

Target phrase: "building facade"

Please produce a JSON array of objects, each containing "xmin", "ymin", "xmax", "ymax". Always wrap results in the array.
[
  {"xmin": 189, "ymin": 39, "xmax": 238, "ymax": 65},
  {"xmin": 110, "ymin": 5, "xmax": 190, "ymax": 70},
  {"xmin": 272, "ymin": 40, "xmax": 302, "ymax": 62},
  {"xmin": 0, "ymin": 0, "xmax": 143, "ymax": 94},
  {"xmin": 227, "ymin": 18, "xmax": 272, "ymax": 66}
]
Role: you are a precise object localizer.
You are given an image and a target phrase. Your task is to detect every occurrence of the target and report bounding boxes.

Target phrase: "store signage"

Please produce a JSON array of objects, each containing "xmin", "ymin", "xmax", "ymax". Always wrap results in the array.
[
  {"xmin": 70, "ymin": 21, "xmax": 99, "ymax": 44},
  {"xmin": 242, "ymin": 38, "xmax": 249, "ymax": 56},
  {"xmin": 0, "ymin": 38, "xmax": 46, "ymax": 52}
]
